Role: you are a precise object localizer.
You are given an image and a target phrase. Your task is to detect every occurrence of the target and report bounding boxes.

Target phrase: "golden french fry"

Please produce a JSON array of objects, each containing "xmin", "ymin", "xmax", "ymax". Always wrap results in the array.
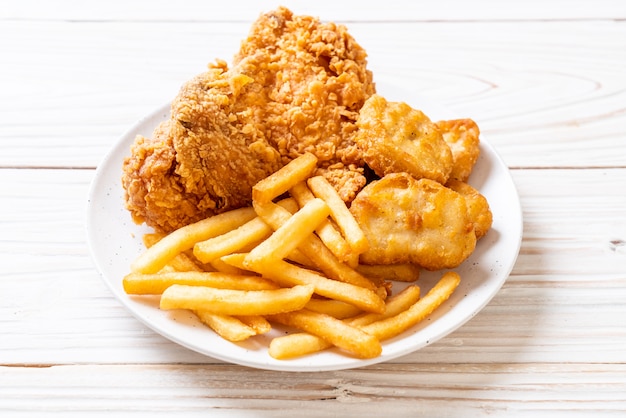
[
  {"xmin": 284, "ymin": 248, "xmax": 317, "ymax": 269},
  {"xmin": 245, "ymin": 198, "xmax": 330, "ymax": 268},
  {"xmin": 342, "ymin": 252, "xmax": 360, "ymax": 270},
  {"xmin": 269, "ymin": 309, "xmax": 382, "ymax": 359},
  {"xmin": 268, "ymin": 285, "xmax": 422, "ymax": 358},
  {"xmin": 252, "ymin": 198, "xmax": 296, "ymax": 228},
  {"xmin": 193, "ymin": 216, "xmax": 273, "ymax": 264},
  {"xmin": 194, "ymin": 311, "xmax": 257, "ymax": 342},
  {"xmin": 123, "ymin": 271, "xmax": 279, "ymax": 295},
  {"xmin": 169, "ymin": 253, "xmax": 207, "ymax": 273},
  {"xmin": 157, "ymin": 265, "xmax": 177, "ymax": 273},
  {"xmin": 307, "ymin": 175, "xmax": 368, "ymax": 254},
  {"xmin": 346, "ymin": 285, "xmax": 421, "ymax": 327},
  {"xmin": 208, "ymin": 258, "xmax": 250, "ymax": 275},
  {"xmin": 131, "ymin": 207, "xmax": 257, "ymax": 274},
  {"xmin": 142, "ymin": 232, "xmax": 166, "ymax": 248},
  {"xmin": 142, "ymin": 232, "xmax": 206, "ymax": 273},
  {"xmin": 254, "ymin": 259, "xmax": 385, "ymax": 314},
  {"xmin": 356, "ymin": 263, "xmax": 421, "ymax": 283},
  {"xmin": 290, "ymin": 181, "xmax": 351, "ymax": 261},
  {"xmin": 252, "ymin": 152, "xmax": 318, "ymax": 203},
  {"xmin": 219, "ymin": 253, "xmax": 250, "ymax": 271},
  {"xmin": 362, "ymin": 272, "xmax": 461, "ymax": 341},
  {"xmin": 269, "ymin": 329, "xmax": 330, "ymax": 359},
  {"xmin": 302, "ymin": 238, "xmax": 383, "ymax": 291},
  {"xmin": 304, "ymin": 298, "xmax": 364, "ymax": 319},
  {"xmin": 236, "ymin": 315, "xmax": 272, "ymax": 334},
  {"xmin": 160, "ymin": 284, "xmax": 315, "ymax": 316},
  {"xmin": 192, "ymin": 198, "xmax": 299, "ymax": 265},
  {"xmin": 252, "ymin": 200, "xmax": 380, "ymax": 291}
]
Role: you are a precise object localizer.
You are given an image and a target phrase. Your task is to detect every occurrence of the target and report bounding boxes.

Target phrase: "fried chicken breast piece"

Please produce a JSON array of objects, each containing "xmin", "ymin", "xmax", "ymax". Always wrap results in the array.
[
  {"xmin": 122, "ymin": 121, "xmax": 211, "ymax": 232},
  {"xmin": 233, "ymin": 6, "xmax": 375, "ymax": 201},
  {"xmin": 354, "ymin": 95, "xmax": 453, "ymax": 185},
  {"xmin": 122, "ymin": 65, "xmax": 284, "ymax": 232},
  {"xmin": 170, "ymin": 66, "xmax": 285, "ymax": 210},
  {"xmin": 122, "ymin": 7, "xmax": 375, "ymax": 231},
  {"xmin": 436, "ymin": 119, "xmax": 481, "ymax": 182},
  {"xmin": 350, "ymin": 173, "xmax": 477, "ymax": 271}
]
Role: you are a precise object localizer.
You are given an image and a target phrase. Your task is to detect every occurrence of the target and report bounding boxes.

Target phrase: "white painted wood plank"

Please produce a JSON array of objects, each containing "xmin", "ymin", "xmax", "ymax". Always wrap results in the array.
[
  {"xmin": 1, "ymin": 20, "xmax": 624, "ymax": 169},
  {"xmin": 3, "ymin": 2, "xmax": 625, "ymax": 415},
  {"xmin": 2, "ymin": 0, "xmax": 626, "ymax": 21},
  {"xmin": 1, "ymin": 168, "xmax": 625, "ymax": 366},
  {"xmin": 1, "ymin": 364, "xmax": 625, "ymax": 416}
]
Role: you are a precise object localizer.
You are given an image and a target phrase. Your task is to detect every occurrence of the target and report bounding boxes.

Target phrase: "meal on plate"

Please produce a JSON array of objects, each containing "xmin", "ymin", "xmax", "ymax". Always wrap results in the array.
[{"xmin": 120, "ymin": 6, "xmax": 492, "ymax": 360}]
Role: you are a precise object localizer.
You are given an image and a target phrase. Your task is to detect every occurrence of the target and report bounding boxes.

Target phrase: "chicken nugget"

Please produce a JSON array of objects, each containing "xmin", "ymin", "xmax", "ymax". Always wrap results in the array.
[
  {"xmin": 350, "ymin": 173, "xmax": 476, "ymax": 271},
  {"xmin": 436, "ymin": 118, "xmax": 480, "ymax": 182},
  {"xmin": 355, "ymin": 95, "xmax": 453, "ymax": 185},
  {"xmin": 446, "ymin": 179, "xmax": 492, "ymax": 239}
]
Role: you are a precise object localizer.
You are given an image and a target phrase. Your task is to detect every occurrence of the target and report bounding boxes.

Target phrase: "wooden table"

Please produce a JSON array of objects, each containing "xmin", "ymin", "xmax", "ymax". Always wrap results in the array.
[{"xmin": 2, "ymin": 1, "xmax": 626, "ymax": 415}]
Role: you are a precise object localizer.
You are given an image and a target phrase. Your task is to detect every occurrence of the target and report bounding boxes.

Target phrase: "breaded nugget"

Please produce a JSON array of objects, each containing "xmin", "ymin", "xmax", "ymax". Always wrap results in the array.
[
  {"xmin": 436, "ymin": 118, "xmax": 480, "ymax": 182},
  {"xmin": 355, "ymin": 95, "xmax": 453, "ymax": 185},
  {"xmin": 446, "ymin": 179, "xmax": 492, "ymax": 239},
  {"xmin": 350, "ymin": 173, "xmax": 476, "ymax": 271}
]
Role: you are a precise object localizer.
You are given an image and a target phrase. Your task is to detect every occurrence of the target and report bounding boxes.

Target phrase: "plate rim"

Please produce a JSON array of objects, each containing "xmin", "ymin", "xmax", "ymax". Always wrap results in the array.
[{"xmin": 86, "ymin": 82, "xmax": 523, "ymax": 372}]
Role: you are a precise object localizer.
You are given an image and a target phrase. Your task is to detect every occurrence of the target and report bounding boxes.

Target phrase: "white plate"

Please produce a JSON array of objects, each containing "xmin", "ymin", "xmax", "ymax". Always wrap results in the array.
[{"xmin": 86, "ymin": 82, "xmax": 523, "ymax": 372}]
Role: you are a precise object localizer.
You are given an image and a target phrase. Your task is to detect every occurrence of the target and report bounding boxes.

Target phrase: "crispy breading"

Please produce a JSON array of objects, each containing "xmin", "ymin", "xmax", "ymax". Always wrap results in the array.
[
  {"xmin": 446, "ymin": 179, "xmax": 492, "ymax": 239},
  {"xmin": 354, "ymin": 94, "xmax": 453, "ymax": 185},
  {"xmin": 122, "ymin": 66, "xmax": 284, "ymax": 232},
  {"xmin": 233, "ymin": 7, "xmax": 374, "ymax": 200},
  {"xmin": 437, "ymin": 119, "xmax": 481, "ymax": 182},
  {"xmin": 121, "ymin": 120, "xmax": 223, "ymax": 233},
  {"xmin": 122, "ymin": 7, "xmax": 375, "ymax": 232},
  {"xmin": 170, "ymin": 66, "xmax": 285, "ymax": 208},
  {"xmin": 350, "ymin": 173, "xmax": 477, "ymax": 271}
]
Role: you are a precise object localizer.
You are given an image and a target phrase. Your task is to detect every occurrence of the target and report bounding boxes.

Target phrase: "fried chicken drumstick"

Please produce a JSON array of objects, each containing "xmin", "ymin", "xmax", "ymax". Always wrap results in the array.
[{"xmin": 122, "ymin": 7, "xmax": 374, "ymax": 232}]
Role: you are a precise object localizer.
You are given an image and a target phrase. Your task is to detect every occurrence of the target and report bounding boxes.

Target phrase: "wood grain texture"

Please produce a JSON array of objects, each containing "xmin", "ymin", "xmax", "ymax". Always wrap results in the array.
[
  {"xmin": 3, "ymin": 0, "xmax": 626, "ymax": 21},
  {"xmin": 2, "ymin": 364, "xmax": 626, "ymax": 416},
  {"xmin": 1, "ymin": 20, "xmax": 625, "ymax": 168},
  {"xmin": 2, "ymin": 1, "xmax": 626, "ymax": 415},
  {"xmin": 1, "ymin": 169, "xmax": 624, "ymax": 366}
]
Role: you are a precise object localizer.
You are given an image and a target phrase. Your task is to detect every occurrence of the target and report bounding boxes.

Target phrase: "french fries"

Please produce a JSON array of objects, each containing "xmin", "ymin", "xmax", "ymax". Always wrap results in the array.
[
  {"xmin": 123, "ymin": 271, "xmax": 278, "ymax": 294},
  {"xmin": 193, "ymin": 198, "xmax": 300, "ymax": 264},
  {"xmin": 244, "ymin": 198, "xmax": 330, "ymax": 267},
  {"xmin": 253, "ymin": 259, "xmax": 386, "ymax": 314},
  {"xmin": 362, "ymin": 271, "xmax": 461, "ymax": 341},
  {"xmin": 290, "ymin": 181, "xmax": 351, "ymax": 261},
  {"xmin": 251, "ymin": 199, "xmax": 382, "ymax": 291},
  {"xmin": 304, "ymin": 298, "xmax": 363, "ymax": 319},
  {"xmin": 194, "ymin": 311, "xmax": 258, "ymax": 342},
  {"xmin": 268, "ymin": 284, "xmax": 422, "ymax": 359},
  {"xmin": 356, "ymin": 263, "xmax": 421, "ymax": 283},
  {"xmin": 131, "ymin": 207, "xmax": 257, "ymax": 274},
  {"xmin": 307, "ymin": 175, "xmax": 369, "ymax": 255},
  {"xmin": 269, "ymin": 309, "xmax": 382, "ymax": 359},
  {"xmin": 252, "ymin": 152, "xmax": 317, "ymax": 203},
  {"xmin": 123, "ymin": 153, "xmax": 463, "ymax": 360},
  {"xmin": 160, "ymin": 284, "xmax": 315, "ymax": 316}
]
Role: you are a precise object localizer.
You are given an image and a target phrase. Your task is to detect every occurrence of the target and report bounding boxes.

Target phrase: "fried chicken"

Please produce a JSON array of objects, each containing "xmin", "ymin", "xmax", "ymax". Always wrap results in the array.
[
  {"xmin": 122, "ymin": 67, "xmax": 284, "ymax": 232},
  {"xmin": 122, "ymin": 7, "xmax": 375, "ymax": 232},
  {"xmin": 350, "ymin": 173, "xmax": 477, "ymax": 271}
]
